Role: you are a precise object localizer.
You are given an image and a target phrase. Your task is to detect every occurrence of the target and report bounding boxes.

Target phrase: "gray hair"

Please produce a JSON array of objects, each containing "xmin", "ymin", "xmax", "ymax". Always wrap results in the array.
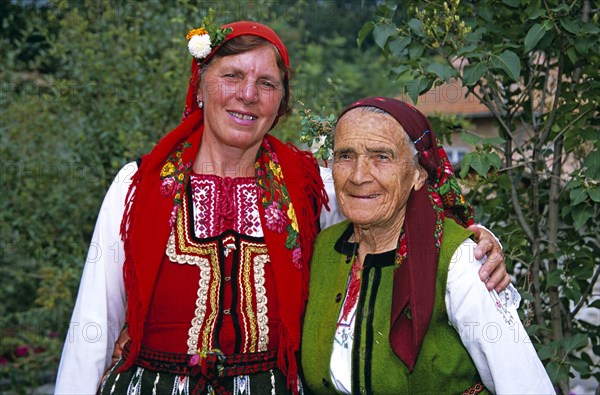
[{"xmin": 335, "ymin": 105, "xmax": 419, "ymax": 163}]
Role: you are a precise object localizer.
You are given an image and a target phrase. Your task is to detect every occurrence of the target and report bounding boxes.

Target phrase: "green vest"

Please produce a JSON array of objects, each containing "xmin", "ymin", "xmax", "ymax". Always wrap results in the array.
[{"xmin": 302, "ymin": 219, "xmax": 488, "ymax": 395}]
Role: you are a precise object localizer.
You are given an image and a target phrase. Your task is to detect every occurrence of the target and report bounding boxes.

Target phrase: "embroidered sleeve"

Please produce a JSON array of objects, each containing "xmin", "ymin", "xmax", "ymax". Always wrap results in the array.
[{"xmin": 445, "ymin": 239, "xmax": 555, "ymax": 395}]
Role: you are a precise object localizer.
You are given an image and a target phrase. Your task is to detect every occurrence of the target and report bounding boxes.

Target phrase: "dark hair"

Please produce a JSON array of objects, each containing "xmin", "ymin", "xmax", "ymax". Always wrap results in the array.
[{"xmin": 200, "ymin": 35, "xmax": 293, "ymax": 117}]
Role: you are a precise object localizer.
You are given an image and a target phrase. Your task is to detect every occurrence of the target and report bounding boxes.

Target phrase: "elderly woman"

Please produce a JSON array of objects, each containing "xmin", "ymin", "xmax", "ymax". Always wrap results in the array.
[
  {"xmin": 54, "ymin": 18, "xmax": 507, "ymax": 395},
  {"xmin": 301, "ymin": 97, "xmax": 554, "ymax": 394}
]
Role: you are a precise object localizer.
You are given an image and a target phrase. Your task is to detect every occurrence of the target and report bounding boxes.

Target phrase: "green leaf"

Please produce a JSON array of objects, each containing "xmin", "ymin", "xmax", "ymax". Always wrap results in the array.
[
  {"xmin": 589, "ymin": 300, "xmax": 600, "ymax": 309},
  {"xmin": 526, "ymin": 0, "xmax": 545, "ymax": 20},
  {"xmin": 407, "ymin": 18, "xmax": 423, "ymax": 36},
  {"xmin": 566, "ymin": 47, "xmax": 577, "ymax": 66},
  {"xmin": 388, "ymin": 36, "xmax": 411, "ymax": 57},
  {"xmin": 425, "ymin": 62, "xmax": 456, "ymax": 82},
  {"xmin": 537, "ymin": 27, "xmax": 556, "ymax": 50},
  {"xmin": 497, "ymin": 173, "xmax": 512, "ymax": 191},
  {"xmin": 537, "ymin": 344, "xmax": 557, "ymax": 360},
  {"xmin": 563, "ymin": 280, "xmax": 582, "ymax": 302},
  {"xmin": 461, "ymin": 152, "xmax": 493, "ymax": 177},
  {"xmin": 550, "ymin": 3, "xmax": 570, "ymax": 13},
  {"xmin": 562, "ymin": 334, "xmax": 589, "ymax": 354},
  {"xmin": 572, "ymin": 206, "xmax": 593, "ymax": 228},
  {"xmin": 408, "ymin": 43, "xmax": 425, "ymax": 60},
  {"xmin": 524, "ymin": 23, "xmax": 547, "ymax": 53},
  {"xmin": 403, "ymin": 80, "xmax": 422, "ymax": 105},
  {"xmin": 565, "ymin": 177, "xmax": 582, "ymax": 189},
  {"xmin": 392, "ymin": 65, "xmax": 411, "ymax": 77},
  {"xmin": 583, "ymin": 150, "xmax": 600, "ymax": 179},
  {"xmin": 482, "ymin": 136, "xmax": 507, "ymax": 145},
  {"xmin": 588, "ymin": 186, "xmax": 600, "ymax": 203},
  {"xmin": 375, "ymin": 2, "xmax": 397, "ymax": 18},
  {"xmin": 560, "ymin": 18, "xmax": 580, "ymax": 34},
  {"xmin": 570, "ymin": 188, "xmax": 588, "ymax": 205},
  {"xmin": 477, "ymin": 6, "xmax": 494, "ymax": 22},
  {"xmin": 357, "ymin": 21, "xmax": 375, "ymax": 48},
  {"xmin": 572, "ymin": 262, "xmax": 593, "ymax": 280},
  {"xmin": 456, "ymin": 44, "xmax": 478, "ymax": 56},
  {"xmin": 581, "ymin": 20, "xmax": 600, "ymax": 34},
  {"xmin": 561, "ymin": 204, "xmax": 573, "ymax": 218},
  {"xmin": 407, "ymin": 78, "xmax": 434, "ymax": 104},
  {"xmin": 546, "ymin": 361, "xmax": 569, "ymax": 384},
  {"xmin": 461, "ymin": 131, "xmax": 483, "ymax": 145},
  {"xmin": 488, "ymin": 153, "xmax": 502, "ymax": 170},
  {"xmin": 373, "ymin": 23, "xmax": 396, "ymax": 50},
  {"xmin": 462, "ymin": 63, "xmax": 487, "ymax": 85},
  {"xmin": 575, "ymin": 36, "xmax": 593, "ymax": 55},
  {"xmin": 569, "ymin": 355, "xmax": 591, "ymax": 375},
  {"xmin": 502, "ymin": 0, "xmax": 520, "ymax": 7},
  {"xmin": 491, "ymin": 50, "xmax": 521, "ymax": 81},
  {"xmin": 545, "ymin": 270, "xmax": 562, "ymax": 289}
]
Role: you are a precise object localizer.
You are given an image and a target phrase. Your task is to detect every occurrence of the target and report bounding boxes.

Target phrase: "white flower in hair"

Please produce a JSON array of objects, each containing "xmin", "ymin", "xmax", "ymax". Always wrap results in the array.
[{"xmin": 188, "ymin": 33, "xmax": 212, "ymax": 60}]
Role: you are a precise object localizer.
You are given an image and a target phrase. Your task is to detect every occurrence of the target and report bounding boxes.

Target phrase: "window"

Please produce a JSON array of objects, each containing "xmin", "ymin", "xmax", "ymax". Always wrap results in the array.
[{"xmin": 444, "ymin": 146, "xmax": 469, "ymax": 165}]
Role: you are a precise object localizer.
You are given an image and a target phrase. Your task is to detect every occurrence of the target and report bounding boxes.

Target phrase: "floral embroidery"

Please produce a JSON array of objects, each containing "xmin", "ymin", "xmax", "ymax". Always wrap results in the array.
[
  {"xmin": 255, "ymin": 140, "xmax": 302, "ymax": 267},
  {"xmin": 190, "ymin": 174, "xmax": 262, "ymax": 238},
  {"xmin": 264, "ymin": 202, "xmax": 287, "ymax": 233},
  {"xmin": 428, "ymin": 185, "xmax": 445, "ymax": 250},
  {"xmin": 160, "ymin": 177, "xmax": 177, "ymax": 197},
  {"xmin": 287, "ymin": 203, "xmax": 299, "ymax": 232},
  {"xmin": 395, "ymin": 231, "xmax": 408, "ymax": 267},
  {"xmin": 160, "ymin": 141, "xmax": 193, "ymax": 226}
]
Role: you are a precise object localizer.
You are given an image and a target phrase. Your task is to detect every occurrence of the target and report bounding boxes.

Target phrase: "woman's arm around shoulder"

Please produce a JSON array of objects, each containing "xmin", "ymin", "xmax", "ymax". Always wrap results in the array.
[
  {"xmin": 319, "ymin": 166, "xmax": 346, "ymax": 230},
  {"xmin": 54, "ymin": 162, "xmax": 138, "ymax": 395},
  {"xmin": 445, "ymin": 238, "xmax": 556, "ymax": 395}
]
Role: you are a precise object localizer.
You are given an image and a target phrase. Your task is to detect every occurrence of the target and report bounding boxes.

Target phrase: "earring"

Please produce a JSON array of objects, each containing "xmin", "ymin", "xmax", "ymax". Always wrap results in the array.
[{"xmin": 197, "ymin": 100, "xmax": 204, "ymax": 109}]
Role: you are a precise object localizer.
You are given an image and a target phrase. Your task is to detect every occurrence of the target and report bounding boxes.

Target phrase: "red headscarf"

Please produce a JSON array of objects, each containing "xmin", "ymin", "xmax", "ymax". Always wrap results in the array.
[
  {"xmin": 119, "ymin": 21, "xmax": 326, "ymax": 390},
  {"xmin": 338, "ymin": 97, "xmax": 474, "ymax": 370}
]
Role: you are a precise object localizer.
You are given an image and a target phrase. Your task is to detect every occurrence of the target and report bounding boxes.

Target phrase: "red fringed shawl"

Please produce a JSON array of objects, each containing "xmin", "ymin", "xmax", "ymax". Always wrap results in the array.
[{"xmin": 119, "ymin": 109, "xmax": 326, "ymax": 388}]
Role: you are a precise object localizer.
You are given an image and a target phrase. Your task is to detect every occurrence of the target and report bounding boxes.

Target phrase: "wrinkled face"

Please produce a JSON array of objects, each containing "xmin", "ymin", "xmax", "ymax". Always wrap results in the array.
[
  {"xmin": 333, "ymin": 109, "xmax": 427, "ymax": 228},
  {"xmin": 197, "ymin": 45, "xmax": 284, "ymax": 151}
]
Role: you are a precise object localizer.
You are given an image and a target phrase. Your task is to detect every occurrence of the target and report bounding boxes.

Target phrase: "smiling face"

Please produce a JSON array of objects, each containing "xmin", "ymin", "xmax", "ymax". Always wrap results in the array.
[
  {"xmin": 197, "ymin": 44, "xmax": 284, "ymax": 153},
  {"xmin": 333, "ymin": 108, "xmax": 427, "ymax": 229}
]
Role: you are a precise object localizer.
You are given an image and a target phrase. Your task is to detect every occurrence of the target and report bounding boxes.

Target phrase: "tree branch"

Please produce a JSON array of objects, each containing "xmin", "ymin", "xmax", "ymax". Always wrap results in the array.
[
  {"xmin": 510, "ymin": 179, "xmax": 536, "ymax": 242},
  {"xmin": 572, "ymin": 262, "xmax": 600, "ymax": 317},
  {"xmin": 536, "ymin": 40, "xmax": 565, "ymax": 149}
]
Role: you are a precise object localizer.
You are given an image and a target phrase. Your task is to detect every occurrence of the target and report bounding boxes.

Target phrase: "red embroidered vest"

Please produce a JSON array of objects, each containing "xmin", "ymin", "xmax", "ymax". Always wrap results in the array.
[{"xmin": 142, "ymin": 173, "xmax": 281, "ymax": 354}]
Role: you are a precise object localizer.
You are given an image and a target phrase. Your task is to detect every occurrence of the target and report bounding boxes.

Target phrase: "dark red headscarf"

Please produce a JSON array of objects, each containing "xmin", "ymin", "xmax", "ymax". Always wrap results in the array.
[
  {"xmin": 119, "ymin": 21, "xmax": 325, "ymax": 390},
  {"xmin": 338, "ymin": 97, "xmax": 474, "ymax": 370}
]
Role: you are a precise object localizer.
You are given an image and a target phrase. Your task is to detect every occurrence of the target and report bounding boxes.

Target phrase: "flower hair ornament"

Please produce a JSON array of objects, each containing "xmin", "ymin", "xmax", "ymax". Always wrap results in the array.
[{"xmin": 186, "ymin": 8, "xmax": 232, "ymax": 64}]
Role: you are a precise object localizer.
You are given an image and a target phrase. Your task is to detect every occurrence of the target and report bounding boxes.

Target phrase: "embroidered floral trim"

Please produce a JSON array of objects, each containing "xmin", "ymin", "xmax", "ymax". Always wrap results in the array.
[
  {"xmin": 160, "ymin": 141, "xmax": 193, "ymax": 226},
  {"xmin": 492, "ymin": 288, "xmax": 516, "ymax": 326},
  {"xmin": 253, "ymin": 254, "xmax": 269, "ymax": 352},
  {"xmin": 255, "ymin": 140, "xmax": 302, "ymax": 267},
  {"xmin": 428, "ymin": 185, "xmax": 445, "ymax": 250},
  {"xmin": 166, "ymin": 230, "xmax": 212, "ymax": 353},
  {"xmin": 190, "ymin": 174, "xmax": 262, "ymax": 238},
  {"xmin": 394, "ymin": 230, "xmax": 408, "ymax": 267},
  {"xmin": 172, "ymin": 195, "xmax": 221, "ymax": 352},
  {"xmin": 186, "ymin": 9, "xmax": 232, "ymax": 64}
]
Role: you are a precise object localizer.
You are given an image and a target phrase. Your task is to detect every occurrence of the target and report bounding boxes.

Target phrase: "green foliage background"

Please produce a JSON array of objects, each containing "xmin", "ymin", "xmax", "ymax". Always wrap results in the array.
[{"xmin": 0, "ymin": 0, "xmax": 401, "ymax": 390}]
